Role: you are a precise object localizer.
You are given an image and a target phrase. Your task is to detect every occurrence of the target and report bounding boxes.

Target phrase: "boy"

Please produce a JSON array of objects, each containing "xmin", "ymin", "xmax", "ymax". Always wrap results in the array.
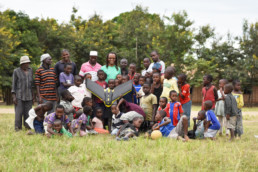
[
  {"xmin": 203, "ymin": 100, "xmax": 221, "ymax": 140},
  {"xmin": 224, "ymin": 84, "xmax": 238, "ymax": 140},
  {"xmin": 111, "ymin": 104, "xmax": 124, "ymax": 135},
  {"xmin": 140, "ymin": 83, "xmax": 158, "ymax": 130},
  {"xmin": 128, "ymin": 63, "xmax": 136, "ymax": 80},
  {"xmin": 141, "ymin": 58, "xmax": 151, "ymax": 76},
  {"xmin": 168, "ymin": 90, "xmax": 184, "ymax": 127},
  {"xmin": 191, "ymin": 110, "xmax": 206, "ymax": 139},
  {"xmin": 59, "ymin": 63, "xmax": 74, "ymax": 91},
  {"xmin": 133, "ymin": 73, "xmax": 141, "ymax": 104},
  {"xmin": 202, "ymin": 74, "xmax": 218, "ymax": 110},
  {"xmin": 120, "ymin": 58, "xmax": 128, "ymax": 75},
  {"xmin": 158, "ymin": 97, "xmax": 169, "ymax": 117},
  {"xmin": 152, "ymin": 110, "xmax": 174, "ymax": 137},
  {"xmin": 46, "ymin": 119, "xmax": 73, "ymax": 138},
  {"xmin": 160, "ymin": 66, "xmax": 179, "ymax": 100},
  {"xmin": 60, "ymin": 90, "xmax": 76, "ymax": 122}
]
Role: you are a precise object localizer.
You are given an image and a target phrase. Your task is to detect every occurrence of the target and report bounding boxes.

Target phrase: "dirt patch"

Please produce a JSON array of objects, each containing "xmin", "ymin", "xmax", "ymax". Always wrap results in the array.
[{"xmin": 0, "ymin": 108, "xmax": 14, "ymax": 114}]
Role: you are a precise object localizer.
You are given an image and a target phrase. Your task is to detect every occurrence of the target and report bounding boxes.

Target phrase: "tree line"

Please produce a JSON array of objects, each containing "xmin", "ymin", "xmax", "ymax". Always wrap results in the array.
[{"xmin": 0, "ymin": 6, "xmax": 257, "ymax": 105}]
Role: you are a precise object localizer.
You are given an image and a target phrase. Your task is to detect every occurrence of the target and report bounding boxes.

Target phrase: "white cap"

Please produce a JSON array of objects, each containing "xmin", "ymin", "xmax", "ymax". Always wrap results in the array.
[
  {"xmin": 20, "ymin": 56, "xmax": 31, "ymax": 64},
  {"xmin": 90, "ymin": 51, "xmax": 98, "ymax": 56},
  {"xmin": 40, "ymin": 53, "xmax": 51, "ymax": 62}
]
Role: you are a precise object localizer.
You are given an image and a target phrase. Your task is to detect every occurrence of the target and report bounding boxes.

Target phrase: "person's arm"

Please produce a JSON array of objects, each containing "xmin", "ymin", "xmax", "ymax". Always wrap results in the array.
[
  {"xmin": 36, "ymin": 85, "xmax": 42, "ymax": 104},
  {"xmin": 224, "ymin": 97, "xmax": 231, "ymax": 120},
  {"xmin": 179, "ymin": 104, "xmax": 184, "ymax": 117},
  {"xmin": 117, "ymin": 98, "xmax": 126, "ymax": 111},
  {"xmin": 150, "ymin": 83, "xmax": 155, "ymax": 94},
  {"xmin": 239, "ymin": 94, "xmax": 244, "ymax": 109},
  {"xmin": 154, "ymin": 117, "xmax": 171, "ymax": 130},
  {"xmin": 11, "ymin": 70, "xmax": 17, "ymax": 105},
  {"xmin": 62, "ymin": 82, "xmax": 74, "ymax": 88},
  {"xmin": 152, "ymin": 123, "xmax": 159, "ymax": 130},
  {"xmin": 204, "ymin": 120, "xmax": 210, "ymax": 132},
  {"xmin": 73, "ymin": 63, "xmax": 77, "ymax": 76},
  {"xmin": 193, "ymin": 118, "xmax": 197, "ymax": 132},
  {"xmin": 152, "ymin": 104, "xmax": 158, "ymax": 122},
  {"xmin": 213, "ymin": 86, "xmax": 218, "ymax": 101},
  {"xmin": 68, "ymin": 122, "xmax": 74, "ymax": 135}
]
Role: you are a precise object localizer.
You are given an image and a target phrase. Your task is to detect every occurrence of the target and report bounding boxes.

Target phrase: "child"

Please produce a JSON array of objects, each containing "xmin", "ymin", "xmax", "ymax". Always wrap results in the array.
[
  {"xmin": 140, "ymin": 83, "xmax": 158, "ymax": 130},
  {"xmin": 45, "ymin": 105, "xmax": 74, "ymax": 135},
  {"xmin": 152, "ymin": 62, "xmax": 162, "ymax": 74},
  {"xmin": 115, "ymin": 79, "xmax": 120, "ymax": 87},
  {"xmin": 128, "ymin": 63, "xmax": 136, "ymax": 80},
  {"xmin": 133, "ymin": 73, "xmax": 141, "ymax": 104},
  {"xmin": 92, "ymin": 108, "xmax": 109, "ymax": 134},
  {"xmin": 151, "ymin": 72, "xmax": 163, "ymax": 103},
  {"xmin": 59, "ymin": 63, "xmax": 74, "ymax": 91},
  {"xmin": 224, "ymin": 84, "xmax": 238, "ymax": 140},
  {"xmin": 190, "ymin": 110, "xmax": 206, "ymax": 139},
  {"xmin": 158, "ymin": 97, "xmax": 169, "ymax": 117},
  {"xmin": 168, "ymin": 90, "xmax": 184, "ymax": 127},
  {"xmin": 46, "ymin": 119, "xmax": 73, "ymax": 138},
  {"xmin": 116, "ymin": 74, "xmax": 123, "ymax": 85},
  {"xmin": 214, "ymin": 79, "xmax": 229, "ymax": 136},
  {"xmin": 152, "ymin": 110, "xmax": 174, "ymax": 137},
  {"xmin": 25, "ymin": 102, "xmax": 53, "ymax": 134},
  {"xmin": 203, "ymin": 100, "xmax": 221, "ymax": 140},
  {"xmin": 232, "ymin": 80, "xmax": 244, "ymax": 138},
  {"xmin": 160, "ymin": 66, "xmax": 179, "ymax": 100},
  {"xmin": 141, "ymin": 58, "xmax": 151, "ymax": 76},
  {"xmin": 178, "ymin": 74, "xmax": 191, "ymax": 126},
  {"xmin": 60, "ymin": 90, "xmax": 76, "ymax": 122},
  {"xmin": 111, "ymin": 104, "xmax": 124, "ymax": 135},
  {"xmin": 94, "ymin": 70, "xmax": 107, "ymax": 111},
  {"xmin": 122, "ymin": 75, "xmax": 136, "ymax": 103},
  {"xmin": 137, "ymin": 76, "xmax": 146, "ymax": 98},
  {"xmin": 120, "ymin": 58, "xmax": 128, "ymax": 75},
  {"xmin": 201, "ymin": 74, "xmax": 218, "ymax": 110},
  {"xmin": 116, "ymin": 117, "xmax": 143, "ymax": 141}
]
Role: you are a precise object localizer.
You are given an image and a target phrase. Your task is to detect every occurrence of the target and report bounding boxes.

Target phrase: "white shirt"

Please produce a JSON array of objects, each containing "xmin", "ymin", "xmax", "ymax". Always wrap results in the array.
[
  {"xmin": 147, "ymin": 60, "xmax": 165, "ymax": 74},
  {"xmin": 141, "ymin": 69, "xmax": 147, "ymax": 76},
  {"xmin": 68, "ymin": 84, "xmax": 91, "ymax": 108}
]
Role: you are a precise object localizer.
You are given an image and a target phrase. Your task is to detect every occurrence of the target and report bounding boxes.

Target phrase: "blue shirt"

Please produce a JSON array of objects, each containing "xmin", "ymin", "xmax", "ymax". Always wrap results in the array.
[
  {"xmin": 133, "ymin": 84, "xmax": 141, "ymax": 93},
  {"xmin": 206, "ymin": 110, "xmax": 220, "ymax": 130},
  {"xmin": 159, "ymin": 118, "xmax": 174, "ymax": 137}
]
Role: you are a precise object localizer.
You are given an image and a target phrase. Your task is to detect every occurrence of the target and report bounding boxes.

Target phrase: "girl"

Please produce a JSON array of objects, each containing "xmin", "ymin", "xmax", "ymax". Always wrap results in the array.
[
  {"xmin": 232, "ymin": 80, "xmax": 244, "ymax": 138},
  {"xmin": 214, "ymin": 79, "xmax": 229, "ymax": 136},
  {"xmin": 94, "ymin": 70, "xmax": 107, "ymax": 111},
  {"xmin": 59, "ymin": 63, "xmax": 74, "ymax": 91},
  {"xmin": 101, "ymin": 52, "xmax": 121, "ymax": 82},
  {"xmin": 92, "ymin": 108, "xmax": 109, "ymax": 134},
  {"xmin": 158, "ymin": 97, "xmax": 169, "ymax": 117},
  {"xmin": 151, "ymin": 72, "xmax": 163, "ymax": 103}
]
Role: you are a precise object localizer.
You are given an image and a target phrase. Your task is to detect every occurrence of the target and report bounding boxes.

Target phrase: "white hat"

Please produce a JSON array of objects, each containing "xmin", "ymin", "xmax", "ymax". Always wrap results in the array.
[
  {"xmin": 40, "ymin": 53, "xmax": 51, "ymax": 62},
  {"xmin": 20, "ymin": 56, "xmax": 31, "ymax": 64},
  {"xmin": 90, "ymin": 51, "xmax": 98, "ymax": 56}
]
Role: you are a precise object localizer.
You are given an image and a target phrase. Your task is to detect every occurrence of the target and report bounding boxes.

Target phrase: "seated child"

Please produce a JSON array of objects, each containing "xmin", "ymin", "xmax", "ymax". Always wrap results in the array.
[
  {"xmin": 59, "ymin": 63, "xmax": 74, "ymax": 91},
  {"xmin": 152, "ymin": 110, "xmax": 174, "ymax": 137},
  {"xmin": 60, "ymin": 90, "xmax": 76, "ymax": 122},
  {"xmin": 45, "ymin": 105, "xmax": 74, "ymax": 135},
  {"xmin": 26, "ymin": 101, "xmax": 53, "ymax": 134},
  {"xmin": 111, "ymin": 104, "xmax": 124, "ymax": 135},
  {"xmin": 203, "ymin": 100, "xmax": 221, "ymax": 140},
  {"xmin": 168, "ymin": 90, "xmax": 184, "ymax": 127},
  {"xmin": 158, "ymin": 97, "xmax": 169, "ymax": 117},
  {"xmin": 46, "ymin": 119, "xmax": 73, "ymax": 138},
  {"xmin": 188, "ymin": 110, "xmax": 205, "ymax": 139},
  {"xmin": 116, "ymin": 117, "xmax": 143, "ymax": 141},
  {"xmin": 92, "ymin": 108, "xmax": 109, "ymax": 134}
]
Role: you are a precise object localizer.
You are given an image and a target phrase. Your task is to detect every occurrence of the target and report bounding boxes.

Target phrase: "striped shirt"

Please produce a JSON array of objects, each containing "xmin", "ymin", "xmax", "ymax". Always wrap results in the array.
[{"xmin": 35, "ymin": 66, "xmax": 57, "ymax": 101}]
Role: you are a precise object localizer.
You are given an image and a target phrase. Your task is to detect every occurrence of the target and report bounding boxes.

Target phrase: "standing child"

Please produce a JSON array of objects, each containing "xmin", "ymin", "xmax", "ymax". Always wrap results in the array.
[
  {"xmin": 151, "ymin": 72, "xmax": 163, "ymax": 103},
  {"xmin": 203, "ymin": 100, "xmax": 221, "ymax": 140},
  {"xmin": 177, "ymin": 74, "xmax": 191, "ymax": 126},
  {"xmin": 59, "ymin": 63, "xmax": 74, "ymax": 91},
  {"xmin": 160, "ymin": 67, "xmax": 179, "ymax": 101},
  {"xmin": 202, "ymin": 74, "xmax": 218, "ymax": 110},
  {"xmin": 120, "ymin": 58, "xmax": 128, "ymax": 75},
  {"xmin": 141, "ymin": 58, "xmax": 151, "ymax": 76},
  {"xmin": 232, "ymin": 80, "xmax": 244, "ymax": 138},
  {"xmin": 215, "ymin": 79, "xmax": 229, "ymax": 136},
  {"xmin": 140, "ymin": 83, "xmax": 158, "ymax": 130},
  {"xmin": 92, "ymin": 108, "xmax": 109, "ymax": 134},
  {"xmin": 111, "ymin": 104, "xmax": 124, "ymax": 135},
  {"xmin": 133, "ymin": 73, "xmax": 141, "ymax": 104},
  {"xmin": 168, "ymin": 90, "xmax": 184, "ymax": 127},
  {"xmin": 158, "ymin": 97, "xmax": 169, "ymax": 117},
  {"xmin": 60, "ymin": 90, "xmax": 76, "ymax": 122},
  {"xmin": 128, "ymin": 63, "xmax": 136, "ymax": 80},
  {"xmin": 94, "ymin": 70, "xmax": 107, "ymax": 111},
  {"xmin": 137, "ymin": 76, "xmax": 146, "ymax": 98}
]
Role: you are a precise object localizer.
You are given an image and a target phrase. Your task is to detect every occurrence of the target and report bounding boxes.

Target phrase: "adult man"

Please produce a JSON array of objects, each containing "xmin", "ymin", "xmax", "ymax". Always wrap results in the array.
[
  {"xmin": 79, "ymin": 51, "xmax": 102, "ymax": 81},
  {"xmin": 35, "ymin": 53, "xmax": 58, "ymax": 114},
  {"xmin": 147, "ymin": 50, "xmax": 166, "ymax": 74}
]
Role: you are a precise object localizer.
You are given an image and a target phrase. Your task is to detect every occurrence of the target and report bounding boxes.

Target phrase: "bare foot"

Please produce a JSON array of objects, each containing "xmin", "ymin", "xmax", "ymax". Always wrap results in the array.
[
  {"xmin": 219, "ymin": 133, "xmax": 222, "ymax": 136},
  {"xmin": 26, "ymin": 130, "xmax": 34, "ymax": 135},
  {"xmin": 184, "ymin": 135, "xmax": 189, "ymax": 142}
]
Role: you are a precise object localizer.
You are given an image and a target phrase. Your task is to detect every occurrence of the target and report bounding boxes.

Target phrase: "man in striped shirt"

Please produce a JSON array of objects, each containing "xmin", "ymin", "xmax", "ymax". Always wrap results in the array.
[{"xmin": 35, "ymin": 54, "xmax": 58, "ymax": 114}]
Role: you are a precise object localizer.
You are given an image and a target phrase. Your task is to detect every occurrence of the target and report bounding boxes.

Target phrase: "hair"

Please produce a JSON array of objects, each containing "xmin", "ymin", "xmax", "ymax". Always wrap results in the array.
[
  {"xmin": 95, "ymin": 107, "xmax": 103, "ymax": 112},
  {"xmin": 204, "ymin": 74, "xmax": 213, "ymax": 82},
  {"xmin": 81, "ymin": 97, "xmax": 92, "ymax": 107},
  {"xmin": 64, "ymin": 63, "xmax": 72, "ymax": 68},
  {"xmin": 151, "ymin": 50, "xmax": 159, "ymax": 55},
  {"xmin": 120, "ymin": 58, "xmax": 128, "ymax": 63},
  {"xmin": 225, "ymin": 83, "xmax": 234, "ymax": 93},
  {"xmin": 204, "ymin": 100, "xmax": 213, "ymax": 110},
  {"xmin": 60, "ymin": 90, "xmax": 70, "ymax": 99},
  {"xmin": 169, "ymin": 90, "xmax": 178, "ymax": 97},
  {"xmin": 97, "ymin": 69, "xmax": 105, "ymax": 75},
  {"xmin": 74, "ymin": 75, "xmax": 82, "ymax": 80},
  {"xmin": 152, "ymin": 72, "xmax": 161, "ymax": 76},
  {"xmin": 220, "ymin": 79, "xmax": 229, "ymax": 84},
  {"xmin": 85, "ymin": 73, "xmax": 92, "ymax": 77},
  {"xmin": 122, "ymin": 75, "xmax": 130, "ymax": 81},
  {"xmin": 44, "ymin": 101, "xmax": 53, "ymax": 109},
  {"xmin": 198, "ymin": 110, "xmax": 206, "ymax": 117},
  {"xmin": 106, "ymin": 52, "xmax": 118, "ymax": 70},
  {"xmin": 178, "ymin": 73, "xmax": 187, "ymax": 81},
  {"xmin": 61, "ymin": 49, "xmax": 70, "ymax": 55},
  {"xmin": 129, "ymin": 63, "xmax": 136, "ymax": 67},
  {"xmin": 56, "ymin": 104, "xmax": 64, "ymax": 110},
  {"xmin": 232, "ymin": 79, "xmax": 240, "ymax": 86},
  {"xmin": 158, "ymin": 110, "xmax": 167, "ymax": 118},
  {"xmin": 143, "ymin": 57, "xmax": 151, "ymax": 62},
  {"xmin": 143, "ymin": 82, "xmax": 151, "ymax": 87},
  {"xmin": 53, "ymin": 119, "xmax": 62, "ymax": 125},
  {"xmin": 134, "ymin": 73, "xmax": 141, "ymax": 78},
  {"xmin": 83, "ymin": 105, "xmax": 92, "ymax": 115},
  {"xmin": 160, "ymin": 97, "xmax": 168, "ymax": 103},
  {"xmin": 166, "ymin": 66, "xmax": 175, "ymax": 75},
  {"xmin": 108, "ymin": 79, "xmax": 115, "ymax": 83},
  {"xmin": 139, "ymin": 76, "xmax": 146, "ymax": 81}
]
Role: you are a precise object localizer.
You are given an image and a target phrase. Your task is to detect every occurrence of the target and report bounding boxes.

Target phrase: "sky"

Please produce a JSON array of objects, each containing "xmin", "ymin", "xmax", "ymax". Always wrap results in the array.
[{"xmin": 0, "ymin": 0, "xmax": 257, "ymax": 37}]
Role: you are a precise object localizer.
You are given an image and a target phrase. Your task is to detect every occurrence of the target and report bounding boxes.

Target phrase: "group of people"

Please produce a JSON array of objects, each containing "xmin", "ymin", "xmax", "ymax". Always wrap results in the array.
[{"xmin": 11, "ymin": 49, "xmax": 244, "ymax": 141}]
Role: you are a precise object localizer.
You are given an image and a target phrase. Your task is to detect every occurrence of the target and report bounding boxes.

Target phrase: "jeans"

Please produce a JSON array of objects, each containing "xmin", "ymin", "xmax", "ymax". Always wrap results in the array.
[
  {"xmin": 33, "ymin": 118, "xmax": 45, "ymax": 134},
  {"xmin": 182, "ymin": 100, "xmax": 192, "ymax": 127}
]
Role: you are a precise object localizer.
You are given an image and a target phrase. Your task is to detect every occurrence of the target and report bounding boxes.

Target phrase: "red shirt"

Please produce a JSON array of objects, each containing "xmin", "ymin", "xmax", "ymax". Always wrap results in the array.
[
  {"xmin": 202, "ymin": 85, "xmax": 215, "ymax": 110},
  {"xmin": 95, "ymin": 80, "xmax": 107, "ymax": 103},
  {"xmin": 158, "ymin": 105, "xmax": 170, "ymax": 117},
  {"xmin": 169, "ymin": 102, "xmax": 184, "ymax": 126},
  {"xmin": 179, "ymin": 84, "xmax": 191, "ymax": 104}
]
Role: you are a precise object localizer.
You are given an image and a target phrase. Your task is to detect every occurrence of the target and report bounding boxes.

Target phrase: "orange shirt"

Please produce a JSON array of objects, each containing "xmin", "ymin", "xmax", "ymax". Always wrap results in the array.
[{"xmin": 179, "ymin": 84, "xmax": 191, "ymax": 105}]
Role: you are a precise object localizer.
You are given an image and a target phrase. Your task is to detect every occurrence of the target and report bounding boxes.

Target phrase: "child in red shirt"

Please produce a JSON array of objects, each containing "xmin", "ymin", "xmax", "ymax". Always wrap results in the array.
[
  {"xmin": 202, "ymin": 74, "xmax": 218, "ymax": 110},
  {"xmin": 158, "ymin": 97, "xmax": 170, "ymax": 117},
  {"xmin": 169, "ymin": 90, "xmax": 184, "ymax": 127}
]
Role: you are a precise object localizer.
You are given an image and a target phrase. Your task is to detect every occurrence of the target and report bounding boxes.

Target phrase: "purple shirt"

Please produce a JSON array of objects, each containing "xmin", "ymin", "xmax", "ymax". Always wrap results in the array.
[
  {"xmin": 72, "ymin": 113, "xmax": 89, "ymax": 131},
  {"xmin": 125, "ymin": 101, "xmax": 146, "ymax": 118},
  {"xmin": 59, "ymin": 72, "xmax": 74, "ymax": 90},
  {"xmin": 44, "ymin": 112, "xmax": 70, "ymax": 125}
]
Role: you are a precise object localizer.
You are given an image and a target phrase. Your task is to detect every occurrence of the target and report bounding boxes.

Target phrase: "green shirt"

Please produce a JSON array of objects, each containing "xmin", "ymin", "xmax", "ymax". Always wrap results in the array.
[
  {"xmin": 101, "ymin": 65, "xmax": 121, "ymax": 82},
  {"xmin": 54, "ymin": 127, "xmax": 73, "ymax": 138}
]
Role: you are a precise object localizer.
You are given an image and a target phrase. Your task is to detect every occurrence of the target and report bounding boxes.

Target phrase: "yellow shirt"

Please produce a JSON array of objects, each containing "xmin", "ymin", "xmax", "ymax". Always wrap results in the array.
[
  {"xmin": 140, "ymin": 94, "xmax": 157, "ymax": 121},
  {"xmin": 232, "ymin": 92, "xmax": 244, "ymax": 109},
  {"xmin": 160, "ymin": 78, "xmax": 179, "ymax": 100}
]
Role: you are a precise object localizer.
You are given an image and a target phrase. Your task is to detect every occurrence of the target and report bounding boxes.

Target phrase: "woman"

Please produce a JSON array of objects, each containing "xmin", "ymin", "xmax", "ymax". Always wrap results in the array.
[{"xmin": 101, "ymin": 52, "xmax": 121, "ymax": 82}]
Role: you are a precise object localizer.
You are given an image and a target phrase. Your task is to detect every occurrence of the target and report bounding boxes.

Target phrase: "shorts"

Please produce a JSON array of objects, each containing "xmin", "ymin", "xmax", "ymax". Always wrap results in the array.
[
  {"xmin": 204, "ymin": 129, "xmax": 218, "ymax": 138},
  {"xmin": 227, "ymin": 116, "xmax": 237, "ymax": 130},
  {"xmin": 168, "ymin": 115, "xmax": 187, "ymax": 139}
]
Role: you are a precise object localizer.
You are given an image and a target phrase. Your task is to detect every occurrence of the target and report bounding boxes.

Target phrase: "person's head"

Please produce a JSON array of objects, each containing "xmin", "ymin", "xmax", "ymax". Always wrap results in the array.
[
  {"xmin": 219, "ymin": 79, "xmax": 228, "ymax": 89},
  {"xmin": 145, "ymin": 71, "xmax": 152, "ymax": 79},
  {"xmin": 64, "ymin": 63, "xmax": 72, "ymax": 75},
  {"xmin": 41, "ymin": 53, "xmax": 52, "ymax": 66},
  {"xmin": 61, "ymin": 49, "xmax": 70, "ymax": 62},
  {"xmin": 96, "ymin": 107, "xmax": 103, "ymax": 118},
  {"xmin": 203, "ymin": 74, "xmax": 213, "ymax": 86},
  {"xmin": 81, "ymin": 97, "xmax": 93, "ymax": 107},
  {"xmin": 55, "ymin": 105, "xmax": 65, "ymax": 119},
  {"xmin": 152, "ymin": 62, "xmax": 162, "ymax": 74},
  {"xmin": 132, "ymin": 117, "xmax": 143, "ymax": 128},
  {"xmin": 116, "ymin": 74, "xmax": 123, "ymax": 83},
  {"xmin": 97, "ymin": 70, "xmax": 105, "ymax": 81},
  {"xmin": 224, "ymin": 83, "xmax": 234, "ymax": 94},
  {"xmin": 111, "ymin": 104, "xmax": 119, "ymax": 115},
  {"xmin": 129, "ymin": 63, "xmax": 136, "ymax": 74},
  {"xmin": 169, "ymin": 90, "xmax": 178, "ymax": 102},
  {"xmin": 115, "ymin": 79, "xmax": 120, "ymax": 87},
  {"xmin": 197, "ymin": 110, "xmax": 206, "ymax": 120},
  {"xmin": 152, "ymin": 72, "xmax": 161, "ymax": 84},
  {"xmin": 133, "ymin": 73, "xmax": 140, "ymax": 84},
  {"xmin": 143, "ymin": 83, "xmax": 151, "ymax": 95},
  {"xmin": 83, "ymin": 105, "xmax": 93, "ymax": 116},
  {"xmin": 53, "ymin": 119, "xmax": 62, "ymax": 132},
  {"xmin": 108, "ymin": 79, "xmax": 115, "ymax": 89},
  {"xmin": 159, "ymin": 97, "xmax": 168, "ymax": 109},
  {"xmin": 139, "ymin": 76, "xmax": 146, "ymax": 86},
  {"xmin": 89, "ymin": 51, "xmax": 98, "ymax": 65},
  {"xmin": 164, "ymin": 66, "xmax": 175, "ymax": 79},
  {"xmin": 42, "ymin": 101, "xmax": 53, "ymax": 112},
  {"xmin": 155, "ymin": 110, "xmax": 166, "ymax": 122},
  {"xmin": 150, "ymin": 50, "xmax": 159, "ymax": 63},
  {"xmin": 143, "ymin": 58, "xmax": 151, "ymax": 69},
  {"xmin": 61, "ymin": 90, "xmax": 74, "ymax": 102},
  {"xmin": 204, "ymin": 100, "xmax": 213, "ymax": 111},
  {"xmin": 122, "ymin": 75, "xmax": 130, "ymax": 83},
  {"xmin": 178, "ymin": 74, "xmax": 187, "ymax": 86},
  {"xmin": 84, "ymin": 73, "xmax": 92, "ymax": 80},
  {"xmin": 232, "ymin": 79, "xmax": 241, "ymax": 92},
  {"xmin": 106, "ymin": 52, "xmax": 118, "ymax": 67},
  {"xmin": 20, "ymin": 56, "xmax": 31, "ymax": 70},
  {"xmin": 120, "ymin": 58, "xmax": 128, "ymax": 69},
  {"xmin": 74, "ymin": 75, "xmax": 82, "ymax": 87}
]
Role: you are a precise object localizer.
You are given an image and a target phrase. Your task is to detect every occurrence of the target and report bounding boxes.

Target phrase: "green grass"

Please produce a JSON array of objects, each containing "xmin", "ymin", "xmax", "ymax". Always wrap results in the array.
[{"xmin": 0, "ymin": 113, "xmax": 258, "ymax": 171}]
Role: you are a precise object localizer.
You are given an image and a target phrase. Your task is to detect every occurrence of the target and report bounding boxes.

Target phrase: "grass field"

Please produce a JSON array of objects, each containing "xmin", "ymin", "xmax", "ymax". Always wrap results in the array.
[{"xmin": 0, "ymin": 110, "xmax": 258, "ymax": 171}]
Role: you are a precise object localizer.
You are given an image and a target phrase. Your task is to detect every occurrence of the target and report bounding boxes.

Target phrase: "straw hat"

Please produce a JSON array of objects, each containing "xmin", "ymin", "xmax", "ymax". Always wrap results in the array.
[{"xmin": 20, "ymin": 56, "xmax": 31, "ymax": 64}]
